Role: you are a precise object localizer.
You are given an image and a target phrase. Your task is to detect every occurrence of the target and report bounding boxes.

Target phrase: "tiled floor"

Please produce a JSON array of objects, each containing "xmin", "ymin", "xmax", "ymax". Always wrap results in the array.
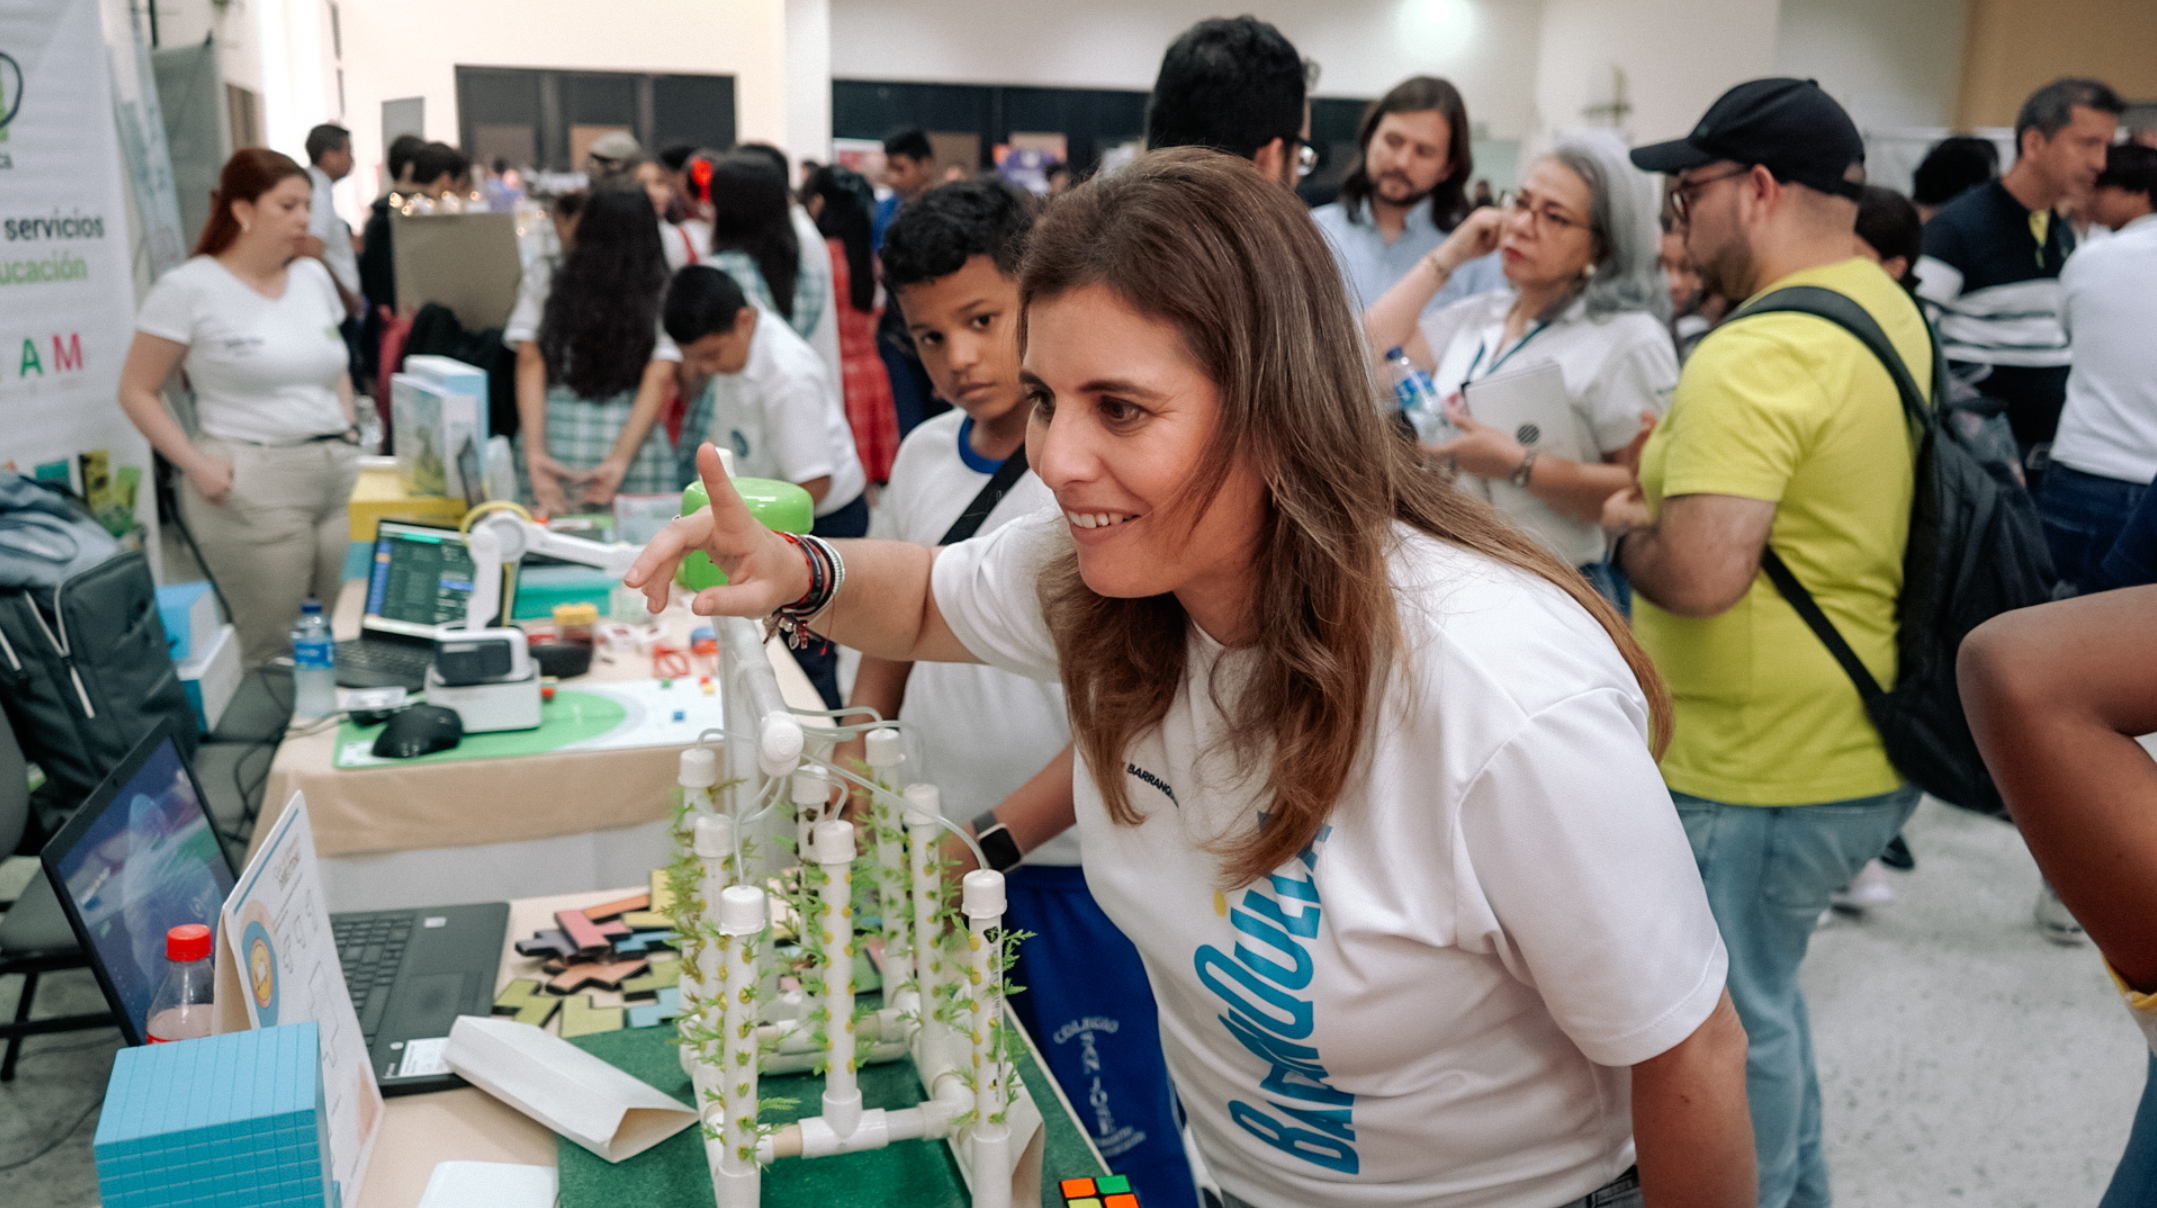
[{"xmin": 1, "ymin": 796, "xmax": 2143, "ymax": 1206}]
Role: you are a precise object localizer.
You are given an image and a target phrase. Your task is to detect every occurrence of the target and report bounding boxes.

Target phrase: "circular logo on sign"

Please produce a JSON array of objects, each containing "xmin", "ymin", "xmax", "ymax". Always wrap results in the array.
[
  {"xmin": 0, "ymin": 53, "xmax": 22, "ymax": 132},
  {"xmin": 242, "ymin": 920, "xmax": 280, "ymax": 1026},
  {"xmin": 1515, "ymin": 423, "xmax": 1541, "ymax": 445}
]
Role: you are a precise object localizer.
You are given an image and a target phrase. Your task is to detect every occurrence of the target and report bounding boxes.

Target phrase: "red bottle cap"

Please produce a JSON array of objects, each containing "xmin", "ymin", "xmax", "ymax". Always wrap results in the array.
[{"xmin": 166, "ymin": 923, "xmax": 213, "ymax": 962}]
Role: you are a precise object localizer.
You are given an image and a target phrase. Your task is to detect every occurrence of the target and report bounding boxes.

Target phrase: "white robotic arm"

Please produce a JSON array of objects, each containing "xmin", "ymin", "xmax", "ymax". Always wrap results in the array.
[{"xmin": 461, "ymin": 510, "xmax": 644, "ymax": 631}]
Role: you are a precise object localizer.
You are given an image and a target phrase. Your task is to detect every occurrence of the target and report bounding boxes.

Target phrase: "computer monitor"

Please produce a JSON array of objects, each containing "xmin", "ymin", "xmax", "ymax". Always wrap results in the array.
[
  {"xmin": 39, "ymin": 721, "xmax": 237, "ymax": 1046},
  {"xmin": 359, "ymin": 519, "xmax": 512, "ymax": 638}
]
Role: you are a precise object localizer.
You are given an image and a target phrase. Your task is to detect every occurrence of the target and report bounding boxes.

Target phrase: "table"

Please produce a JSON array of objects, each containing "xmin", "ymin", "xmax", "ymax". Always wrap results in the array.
[
  {"xmin": 359, "ymin": 888, "xmax": 1106, "ymax": 1208},
  {"xmin": 255, "ymin": 577, "xmax": 822, "ymax": 911}
]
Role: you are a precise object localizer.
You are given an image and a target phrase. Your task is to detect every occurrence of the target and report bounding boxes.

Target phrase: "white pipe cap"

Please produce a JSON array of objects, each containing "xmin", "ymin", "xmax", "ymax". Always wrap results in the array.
[
  {"xmin": 792, "ymin": 771, "xmax": 830, "ymax": 808},
  {"xmin": 759, "ymin": 713, "xmax": 804, "ymax": 776},
  {"xmin": 901, "ymin": 783, "xmax": 941, "ymax": 827},
  {"xmin": 718, "ymin": 884, "xmax": 767, "ymax": 935},
  {"xmin": 864, "ymin": 727, "xmax": 904, "ymax": 768},
  {"xmin": 678, "ymin": 746, "xmax": 717, "ymax": 788},
  {"xmin": 693, "ymin": 812, "xmax": 733, "ymax": 859},
  {"xmin": 813, "ymin": 819, "xmax": 856, "ymax": 865},
  {"xmin": 962, "ymin": 869, "xmax": 1006, "ymax": 920}
]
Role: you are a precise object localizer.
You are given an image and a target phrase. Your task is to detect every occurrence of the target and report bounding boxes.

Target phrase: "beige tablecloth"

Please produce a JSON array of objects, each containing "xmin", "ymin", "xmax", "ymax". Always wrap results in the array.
[{"xmin": 255, "ymin": 578, "xmax": 818, "ymax": 861}]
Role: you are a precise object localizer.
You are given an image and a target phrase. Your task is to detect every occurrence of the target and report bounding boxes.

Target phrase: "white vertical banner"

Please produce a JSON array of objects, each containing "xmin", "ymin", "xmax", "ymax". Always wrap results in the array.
[{"xmin": 0, "ymin": 0, "xmax": 157, "ymax": 552}]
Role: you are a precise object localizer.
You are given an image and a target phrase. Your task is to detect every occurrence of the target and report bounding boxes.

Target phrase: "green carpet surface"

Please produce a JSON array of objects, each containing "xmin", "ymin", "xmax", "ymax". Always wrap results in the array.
[{"xmin": 556, "ymin": 1011, "xmax": 1107, "ymax": 1207}]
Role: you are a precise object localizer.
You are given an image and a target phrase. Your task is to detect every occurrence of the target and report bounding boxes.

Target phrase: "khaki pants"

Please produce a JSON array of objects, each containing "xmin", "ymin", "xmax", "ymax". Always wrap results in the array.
[{"xmin": 179, "ymin": 436, "xmax": 361, "ymax": 668}]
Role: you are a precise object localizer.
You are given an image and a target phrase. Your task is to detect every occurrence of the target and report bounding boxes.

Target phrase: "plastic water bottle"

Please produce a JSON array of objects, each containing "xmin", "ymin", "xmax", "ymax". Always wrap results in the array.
[
  {"xmin": 146, "ymin": 924, "xmax": 217, "ymax": 1043},
  {"xmin": 291, "ymin": 599, "xmax": 337, "ymax": 720},
  {"xmin": 1385, "ymin": 346, "xmax": 1458, "ymax": 443}
]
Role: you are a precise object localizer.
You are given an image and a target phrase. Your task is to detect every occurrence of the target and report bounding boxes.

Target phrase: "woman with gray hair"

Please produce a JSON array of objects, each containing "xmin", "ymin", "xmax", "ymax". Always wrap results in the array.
[{"xmin": 1367, "ymin": 130, "xmax": 1677, "ymax": 606}]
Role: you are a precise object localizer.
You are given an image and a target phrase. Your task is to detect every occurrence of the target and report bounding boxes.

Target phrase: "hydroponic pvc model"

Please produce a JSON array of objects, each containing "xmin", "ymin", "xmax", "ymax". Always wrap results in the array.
[{"xmin": 671, "ymin": 615, "xmax": 1037, "ymax": 1207}]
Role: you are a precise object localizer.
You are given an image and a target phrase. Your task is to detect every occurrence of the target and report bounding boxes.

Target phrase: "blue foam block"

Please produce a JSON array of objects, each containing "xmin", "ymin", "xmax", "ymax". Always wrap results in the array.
[{"xmin": 94, "ymin": 1023, "xmax": 333, "ymax": 1208}]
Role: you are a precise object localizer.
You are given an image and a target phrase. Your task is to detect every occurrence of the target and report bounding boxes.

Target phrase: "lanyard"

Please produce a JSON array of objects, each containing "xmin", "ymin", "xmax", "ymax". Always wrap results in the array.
[{"xmin": 1462, "ymin": 320, "xmax": 1550, "ymax": 385}]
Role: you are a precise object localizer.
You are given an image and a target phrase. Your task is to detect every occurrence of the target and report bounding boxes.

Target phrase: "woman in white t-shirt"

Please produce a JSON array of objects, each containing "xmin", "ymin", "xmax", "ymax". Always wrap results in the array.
[
  {"xmin": 119, "ymin": 148, "xmax": 361, "ymax": 667},
  {"xmin": 1367, "ymin": 131, "xmax": 1677, "ymax": 608},
  {"xmin": 505, "ymin": 187, "xmax": 680, "ymax": 512},
  {"xmin": 629, "ymin": 150, "xmax": 1751, "ymax": 1208}
]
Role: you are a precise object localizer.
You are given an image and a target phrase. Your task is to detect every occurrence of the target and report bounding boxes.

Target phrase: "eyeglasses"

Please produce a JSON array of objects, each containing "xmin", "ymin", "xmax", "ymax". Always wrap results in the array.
[
  {"xmin": 1669, "ymin": 165, "xmax": 1754, "ymax": 222},
  {"xmin": 1505, "ymin": 192, "xmax": 1584, "ymax": 234},
  {"xmin": 1293, "ymin": 140, "xmax": 1318, "ymax": 180}
]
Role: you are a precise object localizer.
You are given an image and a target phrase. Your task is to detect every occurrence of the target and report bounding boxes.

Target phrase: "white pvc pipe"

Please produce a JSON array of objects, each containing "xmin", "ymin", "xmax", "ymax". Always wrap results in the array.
[
  {"xmin": 903, "ymin": 784, "xmax": 943, "ymax": 1022},
  {"xmin": 963, "ymin": 870, "xmax": 1012, "ymax": 1208},
  {"xmin": 813, "ymin": 819, "xmax": 862, "ymax": 1139},
  {"xmin": 713, "ymin": 884, "xmax": 767, "ymax": 1206},
  {"xmin": 865, "ymin": 729, "xmax": 912, "ymax": 1011}
]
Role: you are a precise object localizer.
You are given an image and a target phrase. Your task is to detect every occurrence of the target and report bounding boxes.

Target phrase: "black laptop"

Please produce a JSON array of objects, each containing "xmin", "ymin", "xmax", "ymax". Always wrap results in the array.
[
  {"xmin": 40, "ymin": 721, "xmax": 509, "ymax": 1095},
  {"xmin": 337, "ymin": 519, "xmax": 517, "ymax": 691}
]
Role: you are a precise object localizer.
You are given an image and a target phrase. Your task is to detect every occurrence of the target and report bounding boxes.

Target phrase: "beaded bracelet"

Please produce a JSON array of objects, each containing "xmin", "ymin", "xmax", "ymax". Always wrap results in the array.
[{"xmin": 768, "ymin": 532, "xmax": 846, "ymax": 651}]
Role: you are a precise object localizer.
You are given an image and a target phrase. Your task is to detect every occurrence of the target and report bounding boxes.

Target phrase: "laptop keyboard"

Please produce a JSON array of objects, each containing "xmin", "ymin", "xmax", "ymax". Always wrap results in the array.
[
  {"xmin": 333, "ymin": 913, "xmax": 413, "ymax": 1043},
  {"xmin": 336, "ymin": 639, "xmax": 432, "ymax": 687}
]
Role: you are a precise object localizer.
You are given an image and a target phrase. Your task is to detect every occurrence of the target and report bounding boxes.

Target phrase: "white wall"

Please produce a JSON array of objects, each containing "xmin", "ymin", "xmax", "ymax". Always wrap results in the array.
[
  {"xmin": 1534, "ymin": 0, "xmax": 1783, "ymax": 149},
  {"xmin": 828, "ymin": 0, "xmax": 1549, "ymax": 140},
  {"xmin": 336, "ymin": 0, "xmax": 790, "ymax": 196},
  {"xmin": 1774, "ymin": 0, "xmax": 1967, "ymax": 132}
]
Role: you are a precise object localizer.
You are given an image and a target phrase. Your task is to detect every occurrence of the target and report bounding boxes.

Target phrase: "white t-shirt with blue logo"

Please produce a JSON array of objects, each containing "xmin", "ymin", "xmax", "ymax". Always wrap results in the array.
[{"xmin": 931, "ymin": 511, "xmax": 1727, "ymax": 1207}]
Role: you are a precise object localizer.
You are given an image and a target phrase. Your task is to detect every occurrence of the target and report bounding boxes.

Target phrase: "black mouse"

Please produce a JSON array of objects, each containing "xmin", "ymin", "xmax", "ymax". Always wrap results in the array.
[{"xmin": 371, "ymin": 704, "xmax": 464, "ymax": 759}]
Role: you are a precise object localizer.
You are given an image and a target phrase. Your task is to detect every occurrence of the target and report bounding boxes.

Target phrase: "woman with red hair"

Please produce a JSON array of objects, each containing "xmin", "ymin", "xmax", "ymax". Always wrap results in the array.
[{"xmin": 119, "ymin": 148, "xmax": 361, "ymax": 667}]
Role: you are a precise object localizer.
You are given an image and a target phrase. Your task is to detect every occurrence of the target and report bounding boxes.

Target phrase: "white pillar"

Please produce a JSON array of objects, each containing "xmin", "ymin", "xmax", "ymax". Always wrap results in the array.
[
  {"xmin": 783, "ymin": 0, "xmax": 832, "ymax": 169},
  {"xmin": 713, "ymin": 884, "xmax": 768, "ymax": 1206}
]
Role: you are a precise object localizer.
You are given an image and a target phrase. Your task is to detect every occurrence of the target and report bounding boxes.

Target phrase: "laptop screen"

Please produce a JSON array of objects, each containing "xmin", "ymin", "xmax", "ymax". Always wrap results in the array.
[
  {"xmin": 362, "ymin": 520, "xmax": 498, "ymax": 638},
  {"xmin": 40, "ymin": 728, "xmax": 236, "ymax": 1045}
]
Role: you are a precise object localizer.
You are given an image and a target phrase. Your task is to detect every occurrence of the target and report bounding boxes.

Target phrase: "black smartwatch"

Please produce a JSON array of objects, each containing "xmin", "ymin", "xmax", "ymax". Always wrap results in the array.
[{"xmin": 971, "ymin": 810, "xmax": 1024, "ymax": 873}]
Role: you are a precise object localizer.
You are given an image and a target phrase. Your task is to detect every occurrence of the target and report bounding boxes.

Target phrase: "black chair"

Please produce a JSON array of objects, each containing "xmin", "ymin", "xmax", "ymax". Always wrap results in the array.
[{"xmin": 0, "ymin": 709, "xmax": 116, "ymax": 1080}]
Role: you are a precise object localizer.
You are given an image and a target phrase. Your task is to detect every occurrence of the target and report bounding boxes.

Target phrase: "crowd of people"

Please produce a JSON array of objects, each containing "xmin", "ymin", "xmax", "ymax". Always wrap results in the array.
[{"xmin": 119, "ymin": 13, "xmax": 2157, "ymax": 1207}]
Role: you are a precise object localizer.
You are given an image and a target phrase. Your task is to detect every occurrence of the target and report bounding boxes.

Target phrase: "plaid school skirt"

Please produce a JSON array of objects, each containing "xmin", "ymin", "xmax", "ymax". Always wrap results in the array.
[{"xmin": 543, "ymin": 384, "xmax": 678, "ymax": 496}]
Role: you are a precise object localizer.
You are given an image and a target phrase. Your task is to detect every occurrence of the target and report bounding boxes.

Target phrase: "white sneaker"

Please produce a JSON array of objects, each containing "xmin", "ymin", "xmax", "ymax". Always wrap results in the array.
[
  {"xmin": 2035, "ymin": 881, "xmax": 2087, "ymax": 946},
  {"xmin": 1832, "ymin": 860, "xmax": 1896, "ymax": 914}
]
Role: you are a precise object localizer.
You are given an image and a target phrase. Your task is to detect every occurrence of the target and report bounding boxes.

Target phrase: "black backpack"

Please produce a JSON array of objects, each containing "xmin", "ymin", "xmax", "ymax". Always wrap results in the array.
[
  {"xmin": 0, "ymin": 549, "xmax": 197, "ymax": 847},
  {"xmin": 1727, "ymin": 286, "xmax": 2056, "ymax": 817}
]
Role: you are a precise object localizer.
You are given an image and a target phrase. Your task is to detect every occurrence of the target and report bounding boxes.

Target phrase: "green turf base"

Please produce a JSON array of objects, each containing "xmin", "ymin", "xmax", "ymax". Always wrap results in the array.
[{"xmin": 557, "ymin": 1015, "xmax": 1107, "ymax": 1207}]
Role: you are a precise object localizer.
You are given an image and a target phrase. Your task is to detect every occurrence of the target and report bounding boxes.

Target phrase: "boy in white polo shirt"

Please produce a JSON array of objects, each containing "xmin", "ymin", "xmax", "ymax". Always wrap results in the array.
[
  {"xmin": 664, "ymin": 265, "xmax": 867, "ymax": 707},
  {"xmin": 841, "ymin": 179, "xmax": 1196, "ymax": 1208}
]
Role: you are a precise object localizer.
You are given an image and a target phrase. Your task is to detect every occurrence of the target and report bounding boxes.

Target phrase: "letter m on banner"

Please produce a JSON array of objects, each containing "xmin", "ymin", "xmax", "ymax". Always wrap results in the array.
[{"xmin": 52, "ymin": 332, "xmax": 83, "ymax": 372}]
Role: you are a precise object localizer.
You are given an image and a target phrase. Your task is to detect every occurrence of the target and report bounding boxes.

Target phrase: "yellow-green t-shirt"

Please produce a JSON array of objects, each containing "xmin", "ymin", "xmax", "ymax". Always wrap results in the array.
[{"xmin": 1635, "ymin": 257, "xmax": 1928, "ymax": 805}]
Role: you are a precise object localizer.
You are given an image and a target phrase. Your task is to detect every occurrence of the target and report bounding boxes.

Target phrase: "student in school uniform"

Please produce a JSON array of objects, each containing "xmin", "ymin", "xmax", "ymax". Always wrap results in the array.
[
  {"xmin": 507, "ymin": 187, "xmax": 679, "ymax": 512},
  {"xmin": 837, "ymin": 178, "xmax": 1199, "ymax": 1208},
  {"xmin": 663, "ymin": 265, "xmax": 867, "ymax": 708}
]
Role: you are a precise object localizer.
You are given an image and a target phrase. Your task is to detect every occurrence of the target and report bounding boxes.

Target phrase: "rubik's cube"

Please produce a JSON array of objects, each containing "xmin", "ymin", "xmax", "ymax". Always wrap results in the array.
[
  {"xmin": 1059, "ymin": 1174, "xmax": 1140, "ymax": 1208},
  {"xmin": 93, "ymin": 1022, "xmax": 333, "ymax": 1208}
]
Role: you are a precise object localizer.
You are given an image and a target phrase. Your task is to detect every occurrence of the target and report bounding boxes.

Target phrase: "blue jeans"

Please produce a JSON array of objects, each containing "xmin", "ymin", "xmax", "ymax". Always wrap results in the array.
[
  {"xmin": 2102, "ymin": 1053, "xmax": 2157, "ymax": 1207},
  {"xmin": 2038, "ymin": 463, "xmax": 2149, "ymax": 594},
  {"xmin": 1673, "ymin": 785, "xmax": 1921, "ymax": 1208}
]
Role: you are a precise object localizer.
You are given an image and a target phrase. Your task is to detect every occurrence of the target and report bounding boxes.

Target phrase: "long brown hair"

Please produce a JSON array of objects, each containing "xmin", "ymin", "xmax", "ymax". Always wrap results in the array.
[
  {"xmin": 194, "ymin": 148, "xmax": 308, "ymax": 257},
  {"xmin": 1021, "ymin": 148, "xmax": 1670, "ymax": 887}
]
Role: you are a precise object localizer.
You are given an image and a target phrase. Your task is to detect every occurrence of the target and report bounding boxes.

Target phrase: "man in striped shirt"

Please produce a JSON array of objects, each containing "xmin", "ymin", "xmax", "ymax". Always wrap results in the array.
[{"xmin": 1915, "ymin": 77, "xmax": 2122, "ymax": 482}]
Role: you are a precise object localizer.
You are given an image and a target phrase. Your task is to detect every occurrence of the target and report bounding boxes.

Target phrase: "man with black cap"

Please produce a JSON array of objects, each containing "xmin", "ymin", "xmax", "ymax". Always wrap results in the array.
[{"xmin": 1607, "ymin": 77, "xmax": 1929, "ymax": 1208}]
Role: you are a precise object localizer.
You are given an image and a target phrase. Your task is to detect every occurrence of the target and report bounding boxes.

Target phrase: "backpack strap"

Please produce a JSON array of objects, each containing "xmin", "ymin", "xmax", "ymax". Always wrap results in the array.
[
  {"xmin": 1757, "ymin": 548, "xmax": 1886, "ymax": 704},
  {"xmin": 937, "ymin": 445, "xmax": 1031, "ymax": 546},
  {"xmin": 1728, "ymin": 285, "xmax": 1935, "ymax": 426},
  {"xmin": 1721, "ymin": 285, "xmax": 1934, "ymax": 708}
]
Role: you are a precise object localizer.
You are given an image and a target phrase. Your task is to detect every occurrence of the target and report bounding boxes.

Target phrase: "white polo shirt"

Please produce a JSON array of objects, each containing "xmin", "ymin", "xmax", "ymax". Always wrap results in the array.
[
  {"xmin": 2050, "ymin": 213, "xmax": 2157, "ymax": 484},
  {"xmin": 931, "ymin": 510, "xmax": 1726, "ymax": 1208},
  {"xmin": 686, "ymin": 309, "xmax": 864, "ymax": 516}
]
